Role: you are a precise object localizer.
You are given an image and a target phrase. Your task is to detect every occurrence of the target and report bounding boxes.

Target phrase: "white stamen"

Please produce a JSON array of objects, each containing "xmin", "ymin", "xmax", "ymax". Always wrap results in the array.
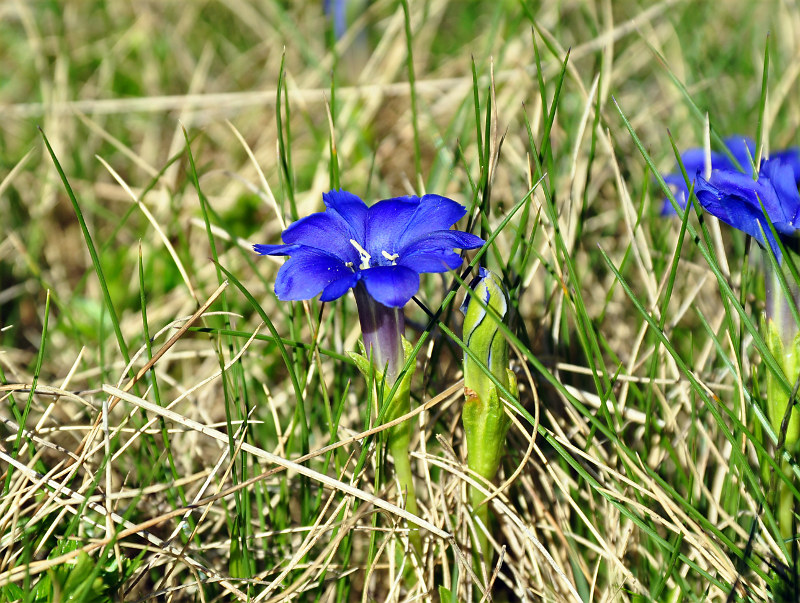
[
  {"xmin": 381, "ymin": 250, "xmax": 399, "ymax": 265},
  {"xmin": 350, "ymin": 239, "xmax": 371, "ymax": 270}
]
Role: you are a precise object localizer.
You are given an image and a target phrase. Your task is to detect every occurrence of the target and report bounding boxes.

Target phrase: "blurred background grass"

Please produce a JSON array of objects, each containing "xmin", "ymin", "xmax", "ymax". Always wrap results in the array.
[{"xmin": 2, "ymin": 1, "xmax": 800, "ymax": 601}]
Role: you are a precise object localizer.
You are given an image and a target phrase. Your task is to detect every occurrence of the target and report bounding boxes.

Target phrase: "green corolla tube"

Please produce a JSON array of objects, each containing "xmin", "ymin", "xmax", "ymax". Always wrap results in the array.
[{"xmin": 460, "ymin": 267, "xmax": 516, "ymax": 561}]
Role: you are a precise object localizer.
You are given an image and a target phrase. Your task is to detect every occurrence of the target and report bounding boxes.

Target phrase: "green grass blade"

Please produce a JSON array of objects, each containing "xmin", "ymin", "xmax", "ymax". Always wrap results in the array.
[
  {"xmin": 39, "ymin": 129, "xmax": 131, "ymax": 368},
  {"xmin": 2, "ymin": 290, "xmax": 49, "ymax": 495},
  {"xmin": 277, "ymin": 51, "xmax": 298, "ymax": 220},
  {"xmin": 401, "ymin": 0, "xmax": 422, "ymax": 188},
  {"xmin": 755, "ymin": 34, "xmax": 770, "ymax": 166}
]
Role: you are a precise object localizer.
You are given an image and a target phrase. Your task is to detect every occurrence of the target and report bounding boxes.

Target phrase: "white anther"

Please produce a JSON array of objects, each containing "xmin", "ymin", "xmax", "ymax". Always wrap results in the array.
[
  {"xmin": 381, "ymin": 250, "xmax": 399, "ymax": 265},
  {"xmin": 350, "ymin": 239, "xmax": 371, "ymax": 270}
]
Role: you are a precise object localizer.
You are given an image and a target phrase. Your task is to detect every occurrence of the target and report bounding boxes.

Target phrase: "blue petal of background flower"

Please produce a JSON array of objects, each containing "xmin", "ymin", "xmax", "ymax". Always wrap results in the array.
[
  {"xmin": 661, "ymin": 136, "xmax": 800, "ymax": 216},
  {"xmin": 255, "ymin": 190, "xmax": 485, "ymax": 307},
  {"xmin": 694, "ymin": 158, "xmax": 800, "ymax": 260},
  {"xmin": 323, "ymin": 0, "xmax": 347, "ymax": 39},
  {"xmin": 661, "ymin": 136, "xmax": 755, "ymax": 215}
]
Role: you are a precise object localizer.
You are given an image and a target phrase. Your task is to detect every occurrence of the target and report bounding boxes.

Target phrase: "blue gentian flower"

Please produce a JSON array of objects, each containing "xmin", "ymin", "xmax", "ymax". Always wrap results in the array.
[
  {"xmin": 661, "ymin": 136, "xmax": 800, "ymax": 215},
  {"xmin": 254, "ymin": 190, "xmax": 485, "ymax": 308},
  {"xmin": 694, "ymin": 158, "xmax": 800, "ymax": 261}
]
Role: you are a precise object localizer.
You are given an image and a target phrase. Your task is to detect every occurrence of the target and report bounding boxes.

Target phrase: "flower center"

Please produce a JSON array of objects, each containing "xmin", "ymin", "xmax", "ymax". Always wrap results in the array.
[
  {"xmin": 350, "ymin": 239, "xmax": 372, "ymax": 270},
  {"xmin": 349, "ymin": 239, "xmax": 400, "ymax": 269}
]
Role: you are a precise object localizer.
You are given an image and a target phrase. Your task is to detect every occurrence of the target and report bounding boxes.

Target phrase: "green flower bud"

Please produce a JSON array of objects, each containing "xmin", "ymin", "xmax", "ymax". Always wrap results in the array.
[
  {"xmin": 460, "ymin": 268, "xmax": 514, "ymax": 485},
  {"xmin": 761, "ymin": 247, "xmax": 800, "ymax": 541},
  {"xmin": 462, "ymin": 269, "xmax": 510, "ymax": 398},
  {"xmin": 765, "ymin": 318, "xmax": 800, "ymax": 450},
  {"xmin": 460, "ymin": 267, "xmax": 515, "ymax": 561}
]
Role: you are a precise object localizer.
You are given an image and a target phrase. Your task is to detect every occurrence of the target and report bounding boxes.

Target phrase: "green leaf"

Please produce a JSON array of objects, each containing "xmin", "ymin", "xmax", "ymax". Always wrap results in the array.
[{"xmin": 438, "ymin": 585, "xmax": 463, "ymax": 603}]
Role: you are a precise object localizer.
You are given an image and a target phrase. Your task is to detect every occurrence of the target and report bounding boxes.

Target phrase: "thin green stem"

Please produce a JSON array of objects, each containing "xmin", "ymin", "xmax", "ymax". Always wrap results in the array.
[
  {"xmin": 390, "ymin": 439, "xmax": 422, "ymax": 557},
  {"xmin": 469, "ymin": 486, "xmax": 490, "ymax": 572}
]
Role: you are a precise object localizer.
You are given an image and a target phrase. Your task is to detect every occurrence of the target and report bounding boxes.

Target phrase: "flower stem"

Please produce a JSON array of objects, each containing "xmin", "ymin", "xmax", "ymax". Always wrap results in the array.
[
  {"xmin": 390, "ymin": 439, "xmax": 422, "ymax": 556},
  {"xmin": 350, "ymin": 283, "xmax": 421, "ymax": 558},
  {"xmin": 469, "ymin": 482, "xmax": 491, "ymax": 567}
]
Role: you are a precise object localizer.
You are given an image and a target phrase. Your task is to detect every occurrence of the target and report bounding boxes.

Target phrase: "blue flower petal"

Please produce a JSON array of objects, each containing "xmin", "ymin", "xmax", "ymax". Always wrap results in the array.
[
  {"xmin": 759, "ymin": 159, "xmax": 800, "ymax": 225},
  {"xmin": 679, "ymin": 148, "xmax": 713, "ymax": 174},
  {"xmin": 399, "ymin": 230, "xmax": 485, "ymax": 256},
  {"xmin": 772, "ymin": 147, "xmax": 800, "ymax": 182},
  {"xmin": 699, "ymin": 168, "xmax": 781, "ymax": 218},
  {"xmin": 398, "ymin": 250, "xmax": 464, "ymax": 273},
  {"xmin": 365, "ymin": 196, "xmax": 421, "ymax": 257},
  {"xmin": 661, "ymin": 136, "xmax": 757, "ymax": 215},
  {"xmin": 323, "ymin": 189, "xmax": 369, "ymax": 243},
  {"xmin": 254, "ymin": 243, "xmax": 301, "ymax": 256},
  {"xmin": 396, "ymin": 194, "xmax": 469, "ymax": 249},
  {"xmin": 320, "ymin": 273, "xmax": 360, "ymax": 302},
  {"xmin": 695, "ymin": 181, "xmax": 772, "ymax": 248},
  {"xmin": 723, "ymin": 136, "xmax": 756, "ymax": 170},
  {"xmin": 272, "ymin": 247, "xmax": 352, "ymax": 301},
  {"xmin": 281, "ymin": 211, "xmax": 360, "ymax": 265},
  {"xmin": 661, "ymin": 173, "xmax": 691, "ymax": 215},
  {"xmin": 360, "ymin": 265, "xmax": 420, "ymax": 307},
  {"xmin": 694, "ymin": 165, "xmax": 800, "ymax": 260},
  {"xmin": 394, "ymin": 230, "xmax": 483, "ymax": 273}
]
